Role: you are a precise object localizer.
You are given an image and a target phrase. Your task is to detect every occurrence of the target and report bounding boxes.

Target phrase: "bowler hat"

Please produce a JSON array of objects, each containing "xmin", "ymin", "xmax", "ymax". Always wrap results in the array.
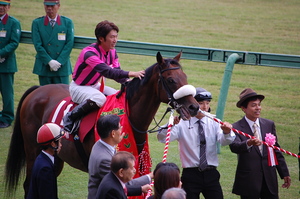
[
  {"xmin": 0, "ymin": 0, "xmax": 10, "ymax": 5},
  {"xmin": 236, "ymin": 88, "xmax": 265, "ymax": 108},
  {"xmin": 44, "ymin": 0, "xmax": 60, "ymax": 5}
]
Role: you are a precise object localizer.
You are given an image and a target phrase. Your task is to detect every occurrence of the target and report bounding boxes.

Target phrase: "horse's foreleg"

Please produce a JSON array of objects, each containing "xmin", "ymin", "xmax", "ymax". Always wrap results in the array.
[
  {"xmin": 58, "ymin": 130, "xmax": 95, "ymax": 173},
  {"xmin": 23, "ymin": 178, "xmax": 30, "ymax": 199},
  {"xmin": 58, "ymin": 139, "xmax": 89, "ymax": 172},
  {"xmin": 23, "ymin": 160, "xmax": 35, "ymax": 198},
  {"xmin": 55, "ymin": 157, "xmax": 64, "ymax": 176}
]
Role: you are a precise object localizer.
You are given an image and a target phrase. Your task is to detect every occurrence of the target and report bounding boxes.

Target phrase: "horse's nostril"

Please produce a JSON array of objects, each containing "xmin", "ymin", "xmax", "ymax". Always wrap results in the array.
[
  {"xmin": 190, "ymin": 104, "xmax": 199, "ymax": 110},
  {"xmin": 189, "ymin": 104, "xmax": 199, "ymax": 116}
]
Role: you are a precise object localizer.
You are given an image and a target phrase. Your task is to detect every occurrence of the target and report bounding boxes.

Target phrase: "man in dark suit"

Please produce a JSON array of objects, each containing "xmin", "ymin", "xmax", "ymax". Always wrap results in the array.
[
  {"xmin": 27, "ymin": 123, "xmax": 65, "ymax": 199},
  {"xmin": 88, "ymin": 114, "xmax": 152, "ymax": 198},
  {"xmin": 0, "ymin": 0, "xmax": 21, "ymax": 128},
  {"xmin": 229, "ymin": 88, "xmax": 291, "ymax": 199},
  {"xmin": 31, "ymin": 0, "xmax": 74, "ymax": 85},
  {"xmin": 96, "ymin": 151, "xmax": 137, "ymax": 199}
]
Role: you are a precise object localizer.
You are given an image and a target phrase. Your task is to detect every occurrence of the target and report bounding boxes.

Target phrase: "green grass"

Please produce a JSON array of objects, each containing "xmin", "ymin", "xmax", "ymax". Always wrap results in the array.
[{"xmin": 0, "ymin": 0, "xmax": 300, "ymax": 198}]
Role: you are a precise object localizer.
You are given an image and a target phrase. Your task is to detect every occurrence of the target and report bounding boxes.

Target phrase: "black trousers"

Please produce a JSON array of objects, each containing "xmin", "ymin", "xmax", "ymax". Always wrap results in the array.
[
  {"xmin": 240, "ymin": 175, "xmax": 278, "ymax": 199},
  {"xmin": 181, "ymin": 167, "xmax": 223, "ymax": 199}
]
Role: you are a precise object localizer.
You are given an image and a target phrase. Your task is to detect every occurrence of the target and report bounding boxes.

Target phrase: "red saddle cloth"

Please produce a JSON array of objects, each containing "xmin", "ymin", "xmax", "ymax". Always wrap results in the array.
[
  {"xmin": 48, "ymin": 96, "xmax": 98, "ymax": 142},
  {"xmin": 48, "ymin": 92, "xmax": 152, "ymax": 183}
]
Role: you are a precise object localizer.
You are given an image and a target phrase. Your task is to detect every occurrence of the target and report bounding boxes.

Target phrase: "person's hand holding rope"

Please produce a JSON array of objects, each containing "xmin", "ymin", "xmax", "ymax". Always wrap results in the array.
[
  {"xmin": 220, "ymin": 122, "xmax": 232, "ymax": 134},
  {"xmin": 247, "ymin": 138, "xmax": 262, "ymax": 146}
]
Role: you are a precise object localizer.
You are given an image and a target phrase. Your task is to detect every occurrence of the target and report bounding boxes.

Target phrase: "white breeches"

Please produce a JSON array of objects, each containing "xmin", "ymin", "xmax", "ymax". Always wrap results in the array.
[{"xmin": 69, "ymin": 81, "xmax": 118, "ymax": 107}]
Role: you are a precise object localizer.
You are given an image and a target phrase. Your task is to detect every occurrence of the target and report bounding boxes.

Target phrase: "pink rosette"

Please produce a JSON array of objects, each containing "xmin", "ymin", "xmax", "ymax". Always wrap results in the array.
[
  {"xmin": 265, "ymin": 133, "xmax": 276, "ymax": 145},
  {"xmin": 265, "ymin": 133, "xmax": 278, "ymax": 166}
]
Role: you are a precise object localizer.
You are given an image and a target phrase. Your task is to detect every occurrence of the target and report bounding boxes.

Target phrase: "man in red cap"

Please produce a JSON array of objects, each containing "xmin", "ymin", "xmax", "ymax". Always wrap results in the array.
[
  {"xmin": 0, "ymin": 0, "xmax": 21, "ymax": 128},
  {"xmin": 31, "ymin": 0, "xmax": 74, "ymax": 85},
  {"xmin": 27, "ymin": 123, "xmax": 65, "ymax": 199},
  {"xmin": 230, "ymin": 88, "xmax": 291, "ymax": 199}
]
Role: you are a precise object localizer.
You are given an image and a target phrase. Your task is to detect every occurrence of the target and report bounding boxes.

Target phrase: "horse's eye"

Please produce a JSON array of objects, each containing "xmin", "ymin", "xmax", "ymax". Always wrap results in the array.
[{"xmin": 167, "ymin": 78, "xmax": 175, "ymax": 84}]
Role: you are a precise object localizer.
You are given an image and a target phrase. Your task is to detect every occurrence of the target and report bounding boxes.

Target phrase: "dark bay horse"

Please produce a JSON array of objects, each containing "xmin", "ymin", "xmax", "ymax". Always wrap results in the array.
[{"xmin": 5, "ymin": 52, "xmax": 199, "ymax": 197}]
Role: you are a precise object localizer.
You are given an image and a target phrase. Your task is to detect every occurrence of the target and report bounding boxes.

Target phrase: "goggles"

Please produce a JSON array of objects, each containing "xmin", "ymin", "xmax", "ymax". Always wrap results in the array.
[{"xmin": 195, "ymin": 91, "xmax": 212, "ymax": 101}]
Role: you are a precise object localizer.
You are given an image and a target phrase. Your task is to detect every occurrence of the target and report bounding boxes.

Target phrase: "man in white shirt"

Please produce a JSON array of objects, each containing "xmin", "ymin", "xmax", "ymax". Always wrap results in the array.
[{"xmin": 157, "ymin": 87, "xmax": 235, "ymax": 199}]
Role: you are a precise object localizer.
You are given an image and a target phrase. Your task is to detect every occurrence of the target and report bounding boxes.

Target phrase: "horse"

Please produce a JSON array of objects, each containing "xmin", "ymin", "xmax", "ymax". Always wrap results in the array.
[{"xmin": 5, "ymin": 52, "xmax": 199, "ymax": 198}]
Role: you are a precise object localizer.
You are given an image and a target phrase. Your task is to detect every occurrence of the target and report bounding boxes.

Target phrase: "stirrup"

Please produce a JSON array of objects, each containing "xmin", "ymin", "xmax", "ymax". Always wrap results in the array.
[{"xmin": 69, "ymin": 120, "xmax": 81, "ymax": 135}]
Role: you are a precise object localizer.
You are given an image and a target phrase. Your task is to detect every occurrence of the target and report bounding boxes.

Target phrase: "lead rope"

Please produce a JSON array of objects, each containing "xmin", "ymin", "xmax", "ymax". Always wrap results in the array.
[
  {"xmin": 145, "ymin": 109, "xmax": 174, "ymax": 199},
  {"xmin": 199, "ymin": 110, "xmax": 300, "ymax": 159}
]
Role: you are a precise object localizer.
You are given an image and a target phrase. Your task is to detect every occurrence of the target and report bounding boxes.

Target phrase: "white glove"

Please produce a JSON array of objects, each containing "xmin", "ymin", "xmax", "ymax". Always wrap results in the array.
[
  {"xmin": 48, "ymin": 60, "xmax": 61, "ymax": 71},
  {"xmin": 0, "ymin": 57, "xmax": 5, "ymax": 63}
]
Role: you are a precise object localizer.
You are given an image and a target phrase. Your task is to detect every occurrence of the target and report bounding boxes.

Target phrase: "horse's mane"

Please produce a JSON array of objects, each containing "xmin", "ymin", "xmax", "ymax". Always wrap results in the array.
[{"xmin": 123, "ymin": 58, "xmax": 182, "ymax": 100}]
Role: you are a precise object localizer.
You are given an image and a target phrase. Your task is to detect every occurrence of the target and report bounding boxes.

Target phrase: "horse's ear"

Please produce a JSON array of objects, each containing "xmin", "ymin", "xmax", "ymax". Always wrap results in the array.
[
  {"xmin": 173, "ymin": 51, "xmax": 182, "ymax": 62},
  {"xmin": 156, "ymin": 52, "xmax": 164, "ymax": 65}
]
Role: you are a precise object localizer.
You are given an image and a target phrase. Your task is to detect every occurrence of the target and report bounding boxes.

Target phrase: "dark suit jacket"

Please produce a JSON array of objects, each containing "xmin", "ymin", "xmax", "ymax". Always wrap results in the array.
[
  {"xmin": 229, "ymin": 117, "xmax": 289, "ymax": 197},
  {"xmin": 27, "ymin": 152, "xmax": 58, "ymax": 199},
  {"xmin": 88, "ymin": 140, "xmax": 150, "ymax": 198},
  {"xmin": 96, "ymin": 171, "xmax": 127, "ymax": 199}
]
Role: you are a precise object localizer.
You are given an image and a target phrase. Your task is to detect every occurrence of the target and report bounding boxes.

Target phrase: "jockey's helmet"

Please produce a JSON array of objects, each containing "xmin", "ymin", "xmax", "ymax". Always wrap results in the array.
[
  {"xmin": 194, "ymin": 87, "xmax": 212, "ymax": 102},
  {"xmin": 37, "ymin": 123, "xmax": 65, "ymax": 145}
]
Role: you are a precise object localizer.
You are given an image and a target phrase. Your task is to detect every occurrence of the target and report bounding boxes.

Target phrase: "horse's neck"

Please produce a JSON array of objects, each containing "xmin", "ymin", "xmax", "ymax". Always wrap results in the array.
[{"xmin": 128, "ymin": 90, "xmax": 161, "ymax": 132}]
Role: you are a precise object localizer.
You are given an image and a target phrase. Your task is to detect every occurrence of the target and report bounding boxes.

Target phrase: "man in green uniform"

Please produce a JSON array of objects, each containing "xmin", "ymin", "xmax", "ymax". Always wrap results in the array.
[
  {"xmin": 31, "ymin": 0, "xmax": 74, "ymax": 85},
  {"xmin": 0, "ymin": 0, "xmax": 21, "ymax": 128}
]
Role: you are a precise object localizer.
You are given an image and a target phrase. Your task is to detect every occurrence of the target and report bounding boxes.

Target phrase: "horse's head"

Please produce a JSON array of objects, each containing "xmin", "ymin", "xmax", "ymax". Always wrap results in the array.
[
  {"xmin": 124, "ymin": 52, "xmax": 200, "ymax": 154},
  {"xmin": 156, "ymin": 52, "xmax": 199, "ymax": 120}
]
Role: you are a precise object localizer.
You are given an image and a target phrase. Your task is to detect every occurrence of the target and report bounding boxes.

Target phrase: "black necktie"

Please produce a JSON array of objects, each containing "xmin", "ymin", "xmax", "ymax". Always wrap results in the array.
[{"xmin": 198, "ymin": 120, "xmax": 207, "ymax": 170}]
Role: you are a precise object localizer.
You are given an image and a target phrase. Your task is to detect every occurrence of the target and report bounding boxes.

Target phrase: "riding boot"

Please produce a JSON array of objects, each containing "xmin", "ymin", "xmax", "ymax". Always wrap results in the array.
[{"xmin": 63, "ymin": 99, "xmax": 99, "ymax": 133}]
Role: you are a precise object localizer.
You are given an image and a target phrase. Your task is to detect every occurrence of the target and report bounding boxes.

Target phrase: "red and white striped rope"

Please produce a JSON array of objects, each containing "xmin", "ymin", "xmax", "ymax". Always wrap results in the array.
[
  {"xmin": 162, "ymin": 122, "xmax": 173, "ymax": 162},
  {"xmin": 145, "ymin": 110, "xmax": 174, "ymax": 199},
  {"xmin": 199, "ymin": 110, "xmax": 300, "ymax": 159}
]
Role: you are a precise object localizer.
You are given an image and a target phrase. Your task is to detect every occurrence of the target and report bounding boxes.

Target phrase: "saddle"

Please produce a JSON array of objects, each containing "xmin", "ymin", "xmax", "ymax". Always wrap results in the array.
[
  {"xmin": 48, "ymin": 92, "xmax": 130, "ymax": 143},
  {"xmin": 48, "ymin": 96, "xmax": 99, "ymax": 142},
  {"xmin": 48, "ymin": 92, "xmax": 151, "ymax": 177}
]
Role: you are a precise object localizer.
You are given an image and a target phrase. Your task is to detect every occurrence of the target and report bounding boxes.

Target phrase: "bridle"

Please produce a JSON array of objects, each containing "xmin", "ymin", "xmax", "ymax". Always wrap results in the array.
[
  {"xmin": 128, "ymin": 60, "xmax": 183, "ymax": 136},
  {"xmin": 158, "ymin": 61, "xmax": 183, "ymax": 112}
]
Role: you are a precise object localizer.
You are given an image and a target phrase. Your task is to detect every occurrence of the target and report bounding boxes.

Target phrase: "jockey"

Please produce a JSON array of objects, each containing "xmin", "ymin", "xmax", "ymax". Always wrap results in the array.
[
  {"xmin": 27, "ymin": 123, "xmax": 65, "ymax": 199},
  {"xmin": 194, "ymin": 87, "xmax": 212, "ymax": 112},
  {"xmin": 63, "ymin": 20, "xmax": 145, "ymax": 133}
]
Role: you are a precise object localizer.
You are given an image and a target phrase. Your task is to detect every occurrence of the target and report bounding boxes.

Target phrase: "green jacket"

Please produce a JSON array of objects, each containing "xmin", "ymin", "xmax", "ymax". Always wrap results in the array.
[
  {"xmin": 0, "ymin": 14, "xmax": 21, "ymax": 73},
  {"xmin": 32, "ymin": 15, "xmax": 74, "ymax": 76}
]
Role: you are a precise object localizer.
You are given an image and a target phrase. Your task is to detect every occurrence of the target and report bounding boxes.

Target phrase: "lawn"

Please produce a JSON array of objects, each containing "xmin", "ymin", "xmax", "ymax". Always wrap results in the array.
[{"xmin": 0, "ymin": 0, "xmax": 299, "ymax": 198}]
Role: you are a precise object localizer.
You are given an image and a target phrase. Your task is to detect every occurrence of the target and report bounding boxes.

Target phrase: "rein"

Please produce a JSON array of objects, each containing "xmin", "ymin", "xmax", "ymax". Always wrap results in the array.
[{"xmin": 129, "ymin": 107, "xmax": 172, "ymax": 135}]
